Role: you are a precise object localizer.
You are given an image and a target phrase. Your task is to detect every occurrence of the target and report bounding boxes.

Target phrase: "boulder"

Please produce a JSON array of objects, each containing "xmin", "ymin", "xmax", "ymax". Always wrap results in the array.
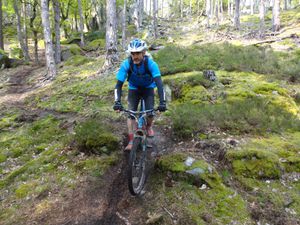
[{"xmin": 0, "ymin": 53, "xmax": 10, "ymax": 69}]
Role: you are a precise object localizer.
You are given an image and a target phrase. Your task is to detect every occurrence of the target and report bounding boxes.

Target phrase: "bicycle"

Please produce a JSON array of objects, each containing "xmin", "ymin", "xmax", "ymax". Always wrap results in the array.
[{"xmin": 121, "ymin": 99, "xmax": 158, "ymax": 196}]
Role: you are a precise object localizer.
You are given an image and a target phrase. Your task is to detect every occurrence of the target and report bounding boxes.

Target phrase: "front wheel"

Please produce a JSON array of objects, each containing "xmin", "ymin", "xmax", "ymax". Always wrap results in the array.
[{"xmin": 128, "ymin": 137, "xmax": 147, "ymax": 196}]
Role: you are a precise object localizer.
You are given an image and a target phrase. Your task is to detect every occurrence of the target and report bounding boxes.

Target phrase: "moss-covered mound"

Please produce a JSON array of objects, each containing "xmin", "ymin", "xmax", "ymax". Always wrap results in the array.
[
  {"xmin": 227, "ymin": 133, "xmax": 300, "ymax": 178},
  {"xmin": 166, "ymin": 71, "xmax": 300, "ymax": 139},
  {"xmin": 74, "ymin": 119, "xmax": 119, "ymax": 155},
  {"xmin": 84, "ymin": 39, "xmax": 105, "ymax": 51},
  {"xmin": 154, "ymin": 43, "xmax": 300, "ymax": 81},
  {"xmin": 154, "ymin": 153, "xmax": 252, "ymax": 224}
]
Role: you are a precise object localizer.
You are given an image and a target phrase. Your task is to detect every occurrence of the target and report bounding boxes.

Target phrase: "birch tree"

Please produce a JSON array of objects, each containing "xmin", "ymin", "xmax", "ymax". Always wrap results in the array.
[
  {"xmin": 133, "ymin": 0, "xmax": 143, "ymax": 31},
  {"xmin": 53, "ymin": 0, "xmax": 61, "ymax": 64},
  {"xmin": 78, "ymin": 0, "xmax": 85, "ymax": 46},
  {"xmin": 13, "ymin": 0, "xmax": 30, "ymax": 61},
  {"xmin": 153, "ymin": 0, "xmax": 158, "ymax": 38},
  {"xmin": 206, "ymin": 0, "xmax": 211, "ymax": 28},
  {"xmin": 234, "ymin": 0, "xmax": 240, "ymax": 30},
  {"xmin": 103, "ymin": 0, "xmax": 118, "ymax": 69},
  {"xmin": 122, "ymin": 0, "xmax": 127, "ymax": 49},
  {"xmin": 0, "ymin": 0, "xmax": 3, "ymax": 50},
  {"xmin": 29, "ymin": 0, "xmax": 39, "ymax": 63},
  {"xmin": 180, "ymin": 0, "xmax": 183, "ymax": 18},
  {"xmin": 272, "ymin": 0, "xmax": 280, "ymax": 32},
  {"xmin": 22, "ymin": 1, "xmax": 28, "ymax": 52},
  {"xmin": 41, "ymin": 0, "xmax": 56, "ymax": 78},
  {"xmin": 259, "ymin": 0, "xmax": 265, "ymax": 38}
]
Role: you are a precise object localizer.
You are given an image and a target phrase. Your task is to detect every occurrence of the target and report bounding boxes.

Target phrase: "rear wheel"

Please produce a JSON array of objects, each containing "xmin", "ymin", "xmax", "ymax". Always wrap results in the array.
[{"xmin": 128, "ymin": 137, "xmax": 147, "ymax": 196}]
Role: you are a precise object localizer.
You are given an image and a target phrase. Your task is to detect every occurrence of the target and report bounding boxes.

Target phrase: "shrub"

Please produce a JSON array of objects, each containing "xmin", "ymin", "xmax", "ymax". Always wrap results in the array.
[
  {"xmin": 170, "ymin": 97, "xmax": 300, "ymax": 139},
  {"xmin": 74, "ymin": 119, "xmax": 119, "ymax": 155}
]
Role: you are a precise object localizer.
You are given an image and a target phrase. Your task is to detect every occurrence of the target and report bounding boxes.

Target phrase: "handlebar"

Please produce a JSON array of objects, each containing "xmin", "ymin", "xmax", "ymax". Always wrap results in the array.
[{"xmin": 120, "ymin": 108, "xmax": 160, "ymax": 120}]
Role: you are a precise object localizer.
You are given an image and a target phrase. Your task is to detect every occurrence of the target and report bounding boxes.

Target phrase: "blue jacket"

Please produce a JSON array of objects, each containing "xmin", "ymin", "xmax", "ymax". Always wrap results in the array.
[{"xmin": 116, "ymin": 57, "xmax": 161, "ymax": 90}]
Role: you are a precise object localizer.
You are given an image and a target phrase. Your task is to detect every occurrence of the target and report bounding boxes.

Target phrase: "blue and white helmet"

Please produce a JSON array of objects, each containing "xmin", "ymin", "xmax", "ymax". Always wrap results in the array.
[{"xmin": 127, "ymin": 39, "xmax": 147, "ymax": 53}]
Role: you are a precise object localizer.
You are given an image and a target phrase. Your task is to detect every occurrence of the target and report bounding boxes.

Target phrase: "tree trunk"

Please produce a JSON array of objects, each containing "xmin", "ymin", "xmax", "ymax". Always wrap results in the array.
[
  {"xmin": 22, "ymin": 1, "xmax": 28, "ymax": 52},
  {"xmin": 284, "ymin": 0, "xmax": 287, "ymax": 10},
  {"xmin": 53, "ymin": 0, "xmax": 61, "ymax": 64},
  {"xmin": 180, "ymin": 0, "xmax": 183, "ymax": 18},
  {"xmin": 234, "ymin": 0, "xmax": 240, "ymax": 30},
  {"xmin": 228, "ymin": 0, "xmax": 230, "ymax": 16},
  {"xmin": 13, "ymin": 0, "xmax": 30, "ymax": 61},
  {"xmin": 216, "ymin": 0, "xmax": 219, "ymax": 26},
  {"xmin": 259, "ymin": 0, "xmax": 265, "ymax": 38},
  {"xmin": 206, "ymin": 0, "xmax": 211, "ymax": 28},
  {"xmin": 153, "ymin": 0, "xmax": 158, "ymax": 38},
  {"xmin": 122, "ymin": 0, "xmax": 127, "ymax": 49},
  {"xmin": 29, "ymin": 0, "xmax": 39, "ymax": 63},
  {"xmin": 134, "ymin": 0, "xmax": 140, "ymax": 31},
  {"xmin": 272, "ymin": 0, "xmax": 280, "ymax": 32},
  {"xmin": 219, "ymin": 0, "xmax": 223, "ymax": 21},
  {"xmin": 0, "ymin": 0, "xmax": 3, "ymax": 50},
  {"xmin": 103, "ymin": 0, "xmax": 118, "ymax": 69},
  {"xmin": 41, "ymin": 0, "xmax": 56, "ymax": 79},
  {"xmin": 139, "ymin": 0, "xmax": 144, "ymax": 27},
  {"xmin": 61, "ymin": 0, "xmax": 71, "ymax": 39},
  {"xmin": 78, "ymin": 0, "xmax": 85, "ymax": 47},
  {"xmin": 161, "ymin": 0, "xmax": 164, "ymax": 17},
  {"xmin": 250, "ymin": 0, "xmax": 254, "ymax": 14}
]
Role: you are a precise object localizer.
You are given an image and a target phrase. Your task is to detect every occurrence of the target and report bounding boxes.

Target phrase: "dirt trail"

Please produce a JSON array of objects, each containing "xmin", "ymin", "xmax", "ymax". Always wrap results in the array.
[{"xmin": 0, "ymin": 64, "xmax": 171, "ymax": 225}]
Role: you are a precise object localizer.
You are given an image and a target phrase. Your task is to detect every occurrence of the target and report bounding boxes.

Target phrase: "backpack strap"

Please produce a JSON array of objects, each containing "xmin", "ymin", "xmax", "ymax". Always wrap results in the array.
[{"xmin": 127, "ymin": 55, "xmax": 152, "ymax": 82}]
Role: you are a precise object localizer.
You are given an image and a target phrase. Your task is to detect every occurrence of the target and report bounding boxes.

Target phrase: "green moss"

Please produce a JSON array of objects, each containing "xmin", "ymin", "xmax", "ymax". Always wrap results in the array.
[
  {"xmin": 15, "ymin": 182, "xmax": 36, "ymax": 198},
  {"xmin": 74, "ymin": 119, "xmax": 119, "ymax": 154},
  {"xmin": 0, "ymin": 153, "xmax": 7, "ymax": 163},
  {"xmin": 157, "ymin": 153, "xmax": 222, "ymax": 188},
  {"xmin": 238, "ymin": 177, "xmax": 300, "ymax": 216},
  {"xmin": 227, "ymin": 148, "xmax": 281, "ymax": 179},
  {"xmin": 154, "ymin": 43, "xmax": 300, "ymax": 79},
  {"xmin": 65, "ymin": 55, "xmax": 94, "ymax": 66},
  {"xmin": 75, "ymin": 153, "xmax": 119, "ymax": 177},
  {"xmin": 84, "ymin": 39, "xmax": 105, "ymax": 51},
  {"xmin": 150, "ymin": 176, "xmax": 252, "ymax": 224},
  {"xmin": 66, "ymin": 44, "xmax": 82, "ymax": 55},
  {"xmin": 0, "ymin": 49, "xmax": 7, "ymax": 55},
  {"xmin": 181, "ymin": 85, "xmax": 209, "ymax": 104},
  {"xmin": 236, "ymin": 133, "xmax": 300, "ymax": 173}
]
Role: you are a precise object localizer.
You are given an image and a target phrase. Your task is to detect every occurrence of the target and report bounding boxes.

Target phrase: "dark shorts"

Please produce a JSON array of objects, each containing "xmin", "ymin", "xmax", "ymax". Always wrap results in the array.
[{"xmin": 128, "ymin": 88, "xmax": 154, "ymax": 118}]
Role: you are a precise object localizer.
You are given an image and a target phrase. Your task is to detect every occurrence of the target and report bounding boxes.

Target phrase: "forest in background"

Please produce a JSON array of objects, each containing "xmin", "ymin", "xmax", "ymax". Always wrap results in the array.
[{"xmin": 0, "ymin": 0, "xmax": 300, "ymax": 225}]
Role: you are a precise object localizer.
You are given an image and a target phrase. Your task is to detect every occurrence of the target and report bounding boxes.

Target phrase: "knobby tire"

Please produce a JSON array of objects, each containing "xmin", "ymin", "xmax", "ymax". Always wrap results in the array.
[{"xmin": 127, "ymin": 137, "xmax": 147, "ymax": 196}]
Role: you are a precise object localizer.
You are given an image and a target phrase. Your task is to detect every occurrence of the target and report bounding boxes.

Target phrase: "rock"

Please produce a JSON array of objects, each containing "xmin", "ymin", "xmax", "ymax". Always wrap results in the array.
[
  {"xmin": 186, "ymin": 167, "xmax": 205, "ymax": 176},
  {"xmin": 184, "ymin": 156, "xmax": 195, "ymax": 167},
  {"xmin": 61, "ymin": 49, "xmax": 73, "ymax": 61},
  {"xmin": 0, "ymin": 53, "xmax": 10, "ymax": 69},
  {"xmin": 203, "ymin": 70, "xmax": 217, "ymax": 81}
]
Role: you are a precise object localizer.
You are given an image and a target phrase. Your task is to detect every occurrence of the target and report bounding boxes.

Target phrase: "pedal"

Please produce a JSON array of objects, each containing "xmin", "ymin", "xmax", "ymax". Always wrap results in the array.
[{"xmin": 147, "ymin": 143, "xmax": 153, "ymax": 148}]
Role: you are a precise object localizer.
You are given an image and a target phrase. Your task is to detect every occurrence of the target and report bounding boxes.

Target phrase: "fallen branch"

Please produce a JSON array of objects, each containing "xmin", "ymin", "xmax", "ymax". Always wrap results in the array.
[
  {"xmin": 250, "ymin": 33, "xmax": 298, "ymax": 46},
  {"xmin": 116, "ymin": 211, "xmax": 131, "ymax": 225}
]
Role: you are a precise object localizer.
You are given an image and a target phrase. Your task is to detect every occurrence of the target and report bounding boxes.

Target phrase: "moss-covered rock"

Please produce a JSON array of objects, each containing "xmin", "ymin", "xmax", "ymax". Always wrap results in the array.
[
  {"xmin": 226, "ymin": 149, "xmax": 282, "ymax": 179},
  {"xmin": 84, "ymin": 39, "xmax": 105, "ymax": 51},
  {"xmin": 65, "ymin": 55, "xmax": 94, "ymax": 66},
  {"xmin": 152, "ymin": 153, "xmax": 252, "ymax": 224},
  {"xmin": 157, "ymin": 153, "xmax": 222, "ymax": 188},
  {"xmin": 0, "ymin": 52, "xmax": 9, "ymax": 69},
  {"xmin": 61, "ymin": 44, "xmax": 83, "ymax": 61},
  {"xmin": 74, "ymin": 119, "xmax": 119, "ymax": 155}
]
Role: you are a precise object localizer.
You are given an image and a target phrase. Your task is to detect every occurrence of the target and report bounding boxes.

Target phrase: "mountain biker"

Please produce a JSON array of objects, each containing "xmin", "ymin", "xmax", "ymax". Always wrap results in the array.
[{"xmin": 113, "ymin": 38, "xmax": 167, "ymax": 151}]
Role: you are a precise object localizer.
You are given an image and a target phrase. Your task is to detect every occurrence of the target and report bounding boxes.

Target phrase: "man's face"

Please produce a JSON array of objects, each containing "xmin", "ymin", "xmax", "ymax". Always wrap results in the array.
[{"xmin": 131, "ymin": 51, "xmax": 145, "ymax": 64}]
